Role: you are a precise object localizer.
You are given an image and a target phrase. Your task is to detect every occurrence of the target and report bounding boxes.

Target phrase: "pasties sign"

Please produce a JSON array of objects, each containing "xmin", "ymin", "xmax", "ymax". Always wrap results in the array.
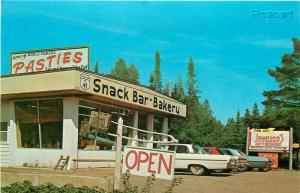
[
  {"xmin": 11, "ymin": 46, "xmax": 89, "ymax": 75},
  {"xmin": 80, "ymin": 73, "xmax": 186, "ymax": 117}
]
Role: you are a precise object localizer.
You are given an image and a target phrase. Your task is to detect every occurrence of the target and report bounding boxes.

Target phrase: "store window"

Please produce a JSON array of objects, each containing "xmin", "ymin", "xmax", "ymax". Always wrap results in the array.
[
  {"xmin": 0, "ymin": 122, "xmax": 8, "ymax": 142},
  {"xmin": 15, "ymin": 99, "xmax": 63, "ymax": 149},
  {"xmin": 137, "ymin": 112, "xmax": 148, "ymax": 147},
  {"xmin": 78, "ymin": 100, "xmax": 133, "ymax": 151}
]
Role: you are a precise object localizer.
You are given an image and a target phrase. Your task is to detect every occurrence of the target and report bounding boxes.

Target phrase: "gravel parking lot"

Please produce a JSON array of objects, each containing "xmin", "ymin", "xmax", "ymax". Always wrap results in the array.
[
  {"xmin": 129, "ymin": 170, "xmax": 300, "ymax": 193},
  {"xmin": 1, "ymin": 168, "xmax": 299, "ymax": 193}
]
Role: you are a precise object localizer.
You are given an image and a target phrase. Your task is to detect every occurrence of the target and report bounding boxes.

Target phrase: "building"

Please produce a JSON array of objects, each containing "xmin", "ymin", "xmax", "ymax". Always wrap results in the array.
[{"xmin": 0, "ymin": 68, "xmax": 186, "ymax": 169}]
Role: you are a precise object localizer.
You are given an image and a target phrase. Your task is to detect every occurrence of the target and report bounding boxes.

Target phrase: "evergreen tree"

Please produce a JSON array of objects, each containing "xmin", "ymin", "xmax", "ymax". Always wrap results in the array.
[
  {"xmin": 149, "ymin": 73, "xmax": 155, "ymax": 89},
  {"xmin": 110, "ymin": 59, "xmax": 139, "ymax": 83},
  {"xmin": 94, "ymin": 61, "xmax": 99, "ymax": 73},
  {"xmin": 110, "ymin": 58, "xmax": 128, "ymax": 79},
  {"xmin": 262, "ymin": 38, "xmax": 300, "ymax": 142},
  {"xmin": 164, "ymin": 81, "xmax": 172, "ymax": 96},
  {"xmin": 243, "ymin": 108, "xmax": 252, "ymax": 128},
  {"xmin": 186, "ymin": 57, "xmax": 199, "ymax": 104},
  {"xmin": 150, "ymin": 50, "xmax": 163, "ymax": 92},
  {"xmin": 251, "ymin": 103, "xmax": 261, "ymax": 128},
  {"xmin": 172, "ymin": 76, "xmax": 185, "ymax": 103},
  {"xmin": 234, "ymin": 110, "xmax": 246, "ymax": 150},
  {"xmin": 127, "ymin": 64, "xmax": 139, "ymax": 83}
]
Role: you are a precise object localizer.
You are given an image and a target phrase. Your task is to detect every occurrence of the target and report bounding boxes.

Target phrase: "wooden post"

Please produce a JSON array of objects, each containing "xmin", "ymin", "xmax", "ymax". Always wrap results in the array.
[
  {"xmin": 289, "ymin": 127, "xmax": 293, "ymax": 171},
  {"xmin": 114, "ymin": 117, "xmax": 123, "ymax": 190},
  {"xmin": 246, "ymin": 127, "xmax": 250, "ymax": 156}
]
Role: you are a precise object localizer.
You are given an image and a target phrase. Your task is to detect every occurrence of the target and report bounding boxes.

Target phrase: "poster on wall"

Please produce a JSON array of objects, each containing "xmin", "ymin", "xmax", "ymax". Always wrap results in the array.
[
  {"xmin": 248, "ymin": 129, "xmax": 290, "ymax": 152},
  {"xmin": 11, "ymin": 46, "xmax": 89, "ymax": 75}
]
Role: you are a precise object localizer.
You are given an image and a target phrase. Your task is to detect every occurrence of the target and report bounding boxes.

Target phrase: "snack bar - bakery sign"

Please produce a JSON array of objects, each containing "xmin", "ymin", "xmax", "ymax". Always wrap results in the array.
[
  {"xmin": 11, "ymin": 46, "xmax": 89, "ymax": 75},
  {"xmin": 80, "ymin": 73, "xmax": 186, "ymax": 117}
]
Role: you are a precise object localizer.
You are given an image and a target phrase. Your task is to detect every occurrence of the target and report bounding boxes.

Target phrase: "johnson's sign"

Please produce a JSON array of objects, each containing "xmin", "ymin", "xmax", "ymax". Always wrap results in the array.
[
  {"xmin": 11, "ymin": 46, "xmax": 89, "ymax": 75},
  {"xmin": 122, "ymin": 147, "xmax": 175, "ymax": 180},
  {"xmin": 248, "ymin": 130, "xmax": 290, "ymax": 152}
]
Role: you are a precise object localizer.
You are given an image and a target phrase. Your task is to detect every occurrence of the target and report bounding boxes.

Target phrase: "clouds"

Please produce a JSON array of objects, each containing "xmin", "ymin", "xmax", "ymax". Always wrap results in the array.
[
  {"xmin": 15, "ymin": 7, "xmax": 138, "ymax": 37},
  {"xmin": 174, "ymin": 34, "xmax": 292, "ymax": 49},
  {"xmin": 250, "ymin": 39, "xmax": 291, "ymax": 48}
]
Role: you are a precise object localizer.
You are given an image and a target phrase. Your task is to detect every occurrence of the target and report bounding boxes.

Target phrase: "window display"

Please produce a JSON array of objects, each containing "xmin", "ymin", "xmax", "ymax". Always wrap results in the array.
[
  {"xmin": 15, "ymin": 99, "xmax": 63, "ymax": 149},
  {"xmin": 78, "ymin": 100, "xmax": 134, "ymax": 151}
]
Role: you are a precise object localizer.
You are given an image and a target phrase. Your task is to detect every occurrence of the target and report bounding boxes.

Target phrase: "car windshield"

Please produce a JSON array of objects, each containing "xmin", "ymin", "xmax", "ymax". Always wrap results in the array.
[
  {"xmin": 192, "ymin": 145, "xmax": 209, "ymax": 154},
  {"xmin": 237, "ymin": 150, "xmax": 246, "ymax": 156}
]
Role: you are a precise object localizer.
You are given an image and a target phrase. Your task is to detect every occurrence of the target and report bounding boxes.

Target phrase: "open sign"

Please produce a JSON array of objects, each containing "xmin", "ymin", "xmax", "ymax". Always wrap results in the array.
[{"xmin": 122, "ymin": 147, "xmax": 175, "ymax": 180}]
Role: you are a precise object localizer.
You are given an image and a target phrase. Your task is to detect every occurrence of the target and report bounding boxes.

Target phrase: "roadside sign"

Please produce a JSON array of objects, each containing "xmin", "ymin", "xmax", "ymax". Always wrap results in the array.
[
  {"xmin": 122, "ymin": 146, "xmax": 175, "ymax": 180},
  {"xmin": 11, "ymin": 46, "xmax": 89, "ymax": 75},
  {"xmin": 293, "ymin": 143, "xmax": 299, "ymax": 149},
  {"xmin": 248, "ymin": 130, "xmax": 290, "ymax": 152}
]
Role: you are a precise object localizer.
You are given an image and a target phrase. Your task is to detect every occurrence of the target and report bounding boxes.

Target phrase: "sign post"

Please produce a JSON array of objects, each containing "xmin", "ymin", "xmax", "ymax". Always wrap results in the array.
[
  {"xmin": 246, "ymin": 127, "xmax": 249, "ymax": 155},
  {"xmin": 113, "ymin": 117, "xmax": 123, "ymax": 190},
  {"xmin": 289, "ymin": 127, "xmax": 293, "ymax": 171}
]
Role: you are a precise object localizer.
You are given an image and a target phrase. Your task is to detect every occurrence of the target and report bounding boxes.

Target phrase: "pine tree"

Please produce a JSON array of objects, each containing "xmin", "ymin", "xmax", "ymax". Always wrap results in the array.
[
  {"xmin": 251, "ymin": 103, "xmax": 261, "ymax": 128},
  {"xmin": 187, "ymin": 57, "xmax": 199, "ymax": 103},
  {"xmin": 234, "ymin": 110, "xmax": 246, "ymax": 150},
  {"xmin": 149, "ymin": 73, "xmax": 155, "ymax": 89},
  {"xmin": 150, "ymin": 50, "xmax": 163, "ymax": 92},
  {"xmin": 94, "ymin": 61, "xmax": 99, "ymax": 73},
  {"xmin": 127, "ymin": 64, "xmax": 139, "ymax": 83},
  {"xmin": 164, "ymin": 81, "xmax": 172, "ymax": 96},
  {"xmin": 172, "ymin": 76, "xmax": 185, "ymax": 103},
  {"xmin": 243, "ymin": 108, "xmax": 252, "ymax": 128},
  {"xmin": 110, "ymin": 59, "xmax": 139, "ymax": 83},
  {"xmin": 110, "ymin": 58, "xmax": 128, "ymax": 80},
  {"xmin": 262, "ymin": 38, "xmax": 300, "ymax": 139}
]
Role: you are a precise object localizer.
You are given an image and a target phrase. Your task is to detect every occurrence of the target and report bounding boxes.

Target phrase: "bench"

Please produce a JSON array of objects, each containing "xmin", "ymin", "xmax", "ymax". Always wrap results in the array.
[{"xmin": 72, "ymin": 159, "xmax": 115, "ymax": 171}]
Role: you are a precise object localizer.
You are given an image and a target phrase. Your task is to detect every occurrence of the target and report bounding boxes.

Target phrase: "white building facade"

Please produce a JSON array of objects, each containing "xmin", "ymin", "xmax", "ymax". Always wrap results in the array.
[{"xmin": 0, "ymin": 69, "xmax": 186, "ymax": 169}]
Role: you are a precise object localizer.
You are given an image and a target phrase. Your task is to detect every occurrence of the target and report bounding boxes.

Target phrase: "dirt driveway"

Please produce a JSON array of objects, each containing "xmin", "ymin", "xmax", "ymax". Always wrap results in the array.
[{"xmin": 129, "ymin": 170, "xmax": 300, "ymax": 193}]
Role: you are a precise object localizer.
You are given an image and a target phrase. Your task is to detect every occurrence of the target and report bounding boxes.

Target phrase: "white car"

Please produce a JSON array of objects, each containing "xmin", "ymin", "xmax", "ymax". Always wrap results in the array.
[{"xmin": 164, "ymin": 144, "xmax": 237, "ymax": 175}]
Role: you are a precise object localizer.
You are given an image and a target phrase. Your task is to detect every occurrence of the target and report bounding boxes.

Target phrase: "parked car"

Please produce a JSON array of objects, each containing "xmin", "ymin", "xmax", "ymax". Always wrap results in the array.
[
  {"xmin": 203, "ymin": 146, "xmax": 248, "ymax": 172},
  {"xmin": 164, "ymin": 144, "xmax": 237, "ymax": 175},
  {"xmin": 221, "ymin": 148, "xmax": 272, "ymax": 171}
]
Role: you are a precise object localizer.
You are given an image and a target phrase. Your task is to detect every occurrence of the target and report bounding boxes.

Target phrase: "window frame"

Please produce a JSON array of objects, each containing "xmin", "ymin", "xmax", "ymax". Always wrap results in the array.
[
  {"xmin": 0, "ymin": 122, "xmax": 8, "ymax": 142},
  {"xmin": 14, "ymin": 98, "xmax": 63, "ymax": 149}
]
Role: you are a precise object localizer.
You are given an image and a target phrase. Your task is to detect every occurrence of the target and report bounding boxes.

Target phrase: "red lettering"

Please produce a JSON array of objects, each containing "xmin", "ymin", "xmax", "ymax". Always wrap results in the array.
[
  {"xmin": 25, "ymin": 60, "xmax": 34, "ymax": 72},
  {"xmin": 47, "ymin": 55, "xmax": 56, "ymax": 67},
  {"xmin": 148, "ymin": 152, "xmax": 158, "ymax": 173},
  {"xmin": 63, "ymin": 52, "xmax": 71, "ymax": 64},
  {"xmin": 13, "ymin": 62, "xmax": 24, "ymax": 74},
  {"xmin": 73, "ymin": 52, "xmax": 82, "ymax": 63},
  {"xmin": 57, "ymin": 53, "xmax": 61, "ymax": 65},
  {"xmin": 36, "ymin": 59, "xmax": 45, "ymax": 71},
  {"xmin": 137, "ymin": 151, "xmax": 149, "ymax": 171},
  {"xmin": 125, "ymin": 150, "xmax": 138, "ymax": 170},
  {"xmin": 158, "ymin": 154, "xmax": 172, "ymax": 175}
]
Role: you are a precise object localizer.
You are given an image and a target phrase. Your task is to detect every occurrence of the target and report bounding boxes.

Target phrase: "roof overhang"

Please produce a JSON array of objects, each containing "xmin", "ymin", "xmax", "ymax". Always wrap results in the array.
[{"xmin": 1, "ymin": 69, "xmax": 186, "ymax": 117}]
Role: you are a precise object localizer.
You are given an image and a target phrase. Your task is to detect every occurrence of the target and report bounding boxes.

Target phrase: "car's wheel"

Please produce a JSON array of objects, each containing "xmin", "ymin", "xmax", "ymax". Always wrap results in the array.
[
  {"xmin": 189, "ymin": 165, "xmax": 206, "ymax": 176},
  {"xmin": 237, "ymin": 165, "xmax": 248, "ymax": 172},
  {"xmin": 260, "ymin": 167, "xmax": 269, "ymax": 172}
]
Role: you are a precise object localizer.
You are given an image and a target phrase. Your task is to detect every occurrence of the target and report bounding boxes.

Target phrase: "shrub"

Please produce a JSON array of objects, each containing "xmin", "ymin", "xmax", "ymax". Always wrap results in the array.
[{"xmin": 1, "ymin": 173, "xmax": 183, "ymax": 193}]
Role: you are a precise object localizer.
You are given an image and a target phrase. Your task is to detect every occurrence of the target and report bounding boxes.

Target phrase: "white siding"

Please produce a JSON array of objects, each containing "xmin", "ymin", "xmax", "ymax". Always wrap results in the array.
[{"xmin": 1, "ymin": 100, "xmax": 11, "ymax": 167}]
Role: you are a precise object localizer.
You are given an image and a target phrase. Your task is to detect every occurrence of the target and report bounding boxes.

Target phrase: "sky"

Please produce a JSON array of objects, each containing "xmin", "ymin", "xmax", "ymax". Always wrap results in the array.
[{"xmin": 1, "ymin": 1, "xmax": 300, "ymax": 123}]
